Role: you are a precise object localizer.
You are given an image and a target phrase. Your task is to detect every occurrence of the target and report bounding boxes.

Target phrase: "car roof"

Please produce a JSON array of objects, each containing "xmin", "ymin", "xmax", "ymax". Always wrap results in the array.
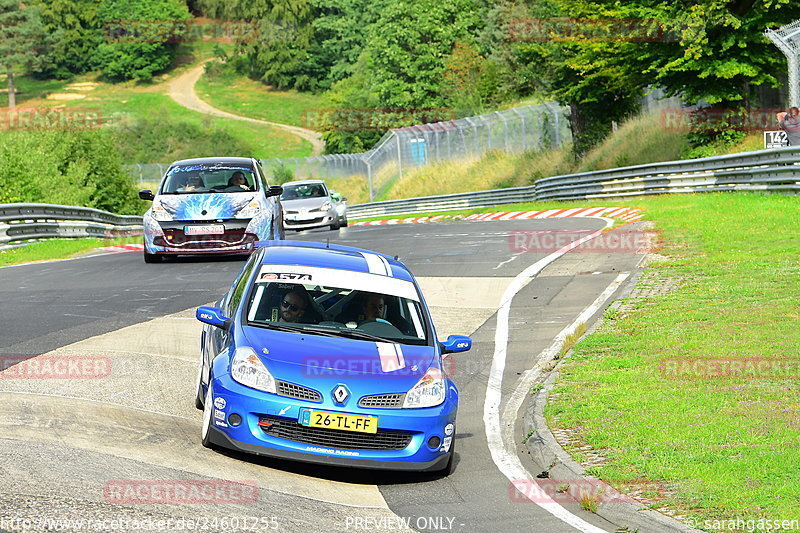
[
  {"xmin": 282, "ymin": 180, "xmax": 326, "ymax": 186},
  {"xmin": 168, "ymin": 157, "xmax": 255, "ymax": 167},
  {"xmin": 255, "ymin": 241, "xmax": 415, "ymax": 283}
]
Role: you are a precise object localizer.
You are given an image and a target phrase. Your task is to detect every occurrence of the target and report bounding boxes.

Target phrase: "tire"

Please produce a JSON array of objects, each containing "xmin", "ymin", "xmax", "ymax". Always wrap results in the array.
[
  {"xmin": 194, "ymin": 359, "xmax": 206, "ymax": 410},
  {"xmin": 200, "ymin": 383, "xmax": 215, "ymax": 449},
  {"xmin": 341, "ymin": 217, "xmax": 348, "ymax": 228},
  {"xmin": 329, "ymin": 221, "xmax": 340, "ymax": 231},
  {"xmin": 144, "ymin": 251, "xmax": 162, "ymax": 263},
  {"xmin": 437, "ymin": 439, "xmax": 456, "ymax": 476}
]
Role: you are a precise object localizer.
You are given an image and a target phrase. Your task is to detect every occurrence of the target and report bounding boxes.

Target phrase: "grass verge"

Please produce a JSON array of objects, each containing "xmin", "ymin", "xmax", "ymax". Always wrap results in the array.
[
  {"xmin": 545, "ymin": 193, "xmax": 800, "ymax": 524},
  {"xmin": 350, "ymin": 192, "xmax": 799, "ymax": 524},
  {"xmin": 0, "ymin": 238, "xmax": 132, "ymax": 267},
  {"xmin": 196, "ymin": 64, "xmax": 324, "ymax": 128}
]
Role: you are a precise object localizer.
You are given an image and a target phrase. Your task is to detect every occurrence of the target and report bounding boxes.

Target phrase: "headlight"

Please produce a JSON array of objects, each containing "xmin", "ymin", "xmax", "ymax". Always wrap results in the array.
[
  {"xmin": 319, "ymin": 201, "xmax": 331, "ymax": 211},
  {"xmin": 403, "ymin": 367, "xmax": 445, "ymax": 408},
  {"xmin": 151, "ymin": 205, "xmax": 172, "ymax": 222},
  {"xmin": 236, "ymin": 201, "xmax": 261, "ymax": 219},
  {"xmin": 230, "ymin": 347, "xmax": 276, "ymax": 393}
]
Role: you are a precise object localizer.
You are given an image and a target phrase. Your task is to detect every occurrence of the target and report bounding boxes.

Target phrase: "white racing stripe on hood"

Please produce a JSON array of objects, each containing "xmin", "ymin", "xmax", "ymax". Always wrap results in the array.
[
  {"xmin": 377, "ymin": 343, "xmax": 405, "ymax": 372},
  {"xmin": 361, "ymin": 252, "xmax": 392, "ymax": 277}
]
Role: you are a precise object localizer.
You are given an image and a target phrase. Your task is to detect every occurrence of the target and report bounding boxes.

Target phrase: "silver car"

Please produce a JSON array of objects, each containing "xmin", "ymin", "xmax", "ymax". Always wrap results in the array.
[{"xmin": 280, "ymin": 180, "xmax": 341, "ymax": 231}]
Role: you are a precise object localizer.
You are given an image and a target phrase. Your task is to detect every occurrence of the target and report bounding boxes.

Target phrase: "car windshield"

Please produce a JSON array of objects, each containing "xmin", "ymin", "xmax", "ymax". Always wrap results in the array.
[
  {"xmin": 280, "ymin": 183, "xmax": 327, "ymax": 201},
  {"xmin": 161, "ymin": 164, "xmax": 258, "ymax": 194},
  {"xmin": 245, "ymin": 267, "xmax": 429, "ymax": 345}
]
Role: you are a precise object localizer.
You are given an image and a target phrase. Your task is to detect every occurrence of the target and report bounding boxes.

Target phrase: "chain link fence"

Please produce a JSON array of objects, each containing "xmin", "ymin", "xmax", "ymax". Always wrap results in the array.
[
  {"xmin": 123, "ymin": 163, "xmax": 171, "ymax": 187},
  {"xmin": 123, "ymin": 103, "xmax": 571, "ymax": 200},
  {"xmin": 261, "ymin": 103, "xmax": 571, "ymax": 201}
]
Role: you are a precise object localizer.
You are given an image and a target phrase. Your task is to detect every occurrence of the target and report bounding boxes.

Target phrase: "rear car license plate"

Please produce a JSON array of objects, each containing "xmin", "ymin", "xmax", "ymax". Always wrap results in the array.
[
  {"xmin": 300, "ymin": 410, "xmax": 377, "ymax": 434},
  {"xmin": 184, "ymin": 224, "xmax": 224, "ymax": 235}
]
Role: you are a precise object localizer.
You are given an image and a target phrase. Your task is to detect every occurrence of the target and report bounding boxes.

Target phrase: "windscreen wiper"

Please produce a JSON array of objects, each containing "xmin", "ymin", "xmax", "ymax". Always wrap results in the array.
[
  {"xmin": 249, "ymin": 322, "xmax": 339, "ymax": 337},
  {"xmin": 325, "ymin": 329, "xmax": 394, "ymax": 343}
]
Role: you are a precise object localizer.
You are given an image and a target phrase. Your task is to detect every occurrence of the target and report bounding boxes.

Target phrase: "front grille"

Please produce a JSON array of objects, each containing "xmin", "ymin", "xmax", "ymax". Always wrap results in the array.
[
  {"xmin": 258, "ymin": 416, "xmax": 412, "ymax": 451},
  {"xmin": 285, "ymin": 217, "xmax": 325, "ymax": 226},
  {"xmin": 160, "ymin": 229, "xmax": 255, "ymax": 248},
  {"xmin": 276, "ymin": 381, "xmax": 322, "ymax": 402},
  {"xmin": 359, "ymin": 393, "xmax": 405, "ymax": 409}
]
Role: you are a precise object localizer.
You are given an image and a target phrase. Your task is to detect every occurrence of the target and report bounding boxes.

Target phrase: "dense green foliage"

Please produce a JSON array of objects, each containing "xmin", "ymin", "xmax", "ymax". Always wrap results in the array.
[
  {"xmin": 109, "ymin": 115, "xmax": 254, "ymax": 164},
  {"xmin": 30, "ymin": 0, "xmax": 189, "ymax": 81},
  {"xmin": 0, "ymin": 130, "xmax": 143, "ymax": 214},
  {"xmin": 95, "ymin": 0, "xmax": 190, "ymax": 81},
  {"xmin": 35, "ymin": 0, "xmax": 102, "ymax": 78},
  {"xmin": 196, "ymin": 0, "xmax": 800, "ymax": 155}
]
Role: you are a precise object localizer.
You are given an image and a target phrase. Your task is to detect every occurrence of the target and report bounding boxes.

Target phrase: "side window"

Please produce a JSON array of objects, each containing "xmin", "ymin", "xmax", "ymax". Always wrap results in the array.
[{"xmin": 225, "ymin": 252, "xmax": 261, "ymax": 315}]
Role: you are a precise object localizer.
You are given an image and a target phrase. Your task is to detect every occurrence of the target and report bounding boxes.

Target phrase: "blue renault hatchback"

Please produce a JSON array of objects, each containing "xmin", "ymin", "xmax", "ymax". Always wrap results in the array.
[{"xmin": 194, "ymin": 241, "xmax": 472, "ymax": 473}]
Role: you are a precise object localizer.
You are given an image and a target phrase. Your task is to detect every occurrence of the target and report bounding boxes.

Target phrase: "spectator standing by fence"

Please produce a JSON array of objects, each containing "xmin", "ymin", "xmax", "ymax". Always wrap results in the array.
[{"xmin": 777, "ymin": 107, "xmax": 800, "ymax": 145}]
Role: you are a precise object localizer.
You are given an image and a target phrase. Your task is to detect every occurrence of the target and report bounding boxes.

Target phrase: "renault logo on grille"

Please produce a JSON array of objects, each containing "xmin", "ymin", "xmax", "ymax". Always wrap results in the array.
[{"xmin": 332, "ymin": 385, "xmax": 350, "ymax": 405}]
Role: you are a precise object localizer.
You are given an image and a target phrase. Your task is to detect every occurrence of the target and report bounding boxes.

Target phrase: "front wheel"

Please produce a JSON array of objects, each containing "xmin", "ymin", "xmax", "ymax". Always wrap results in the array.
[
  {"xmin": 194, "ymin": 359, "xmax": 206, "ymax": 410},
  {"xmin": 201, "ymin": 383, "xmax": 216, "ymax": 449}
]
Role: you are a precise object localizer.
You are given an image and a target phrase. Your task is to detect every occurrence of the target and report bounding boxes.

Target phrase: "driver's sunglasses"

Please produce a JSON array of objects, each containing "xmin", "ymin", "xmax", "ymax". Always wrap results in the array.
[{"xmin": 281, "ymin": 300, "xmax": 303, "ymax": 312}]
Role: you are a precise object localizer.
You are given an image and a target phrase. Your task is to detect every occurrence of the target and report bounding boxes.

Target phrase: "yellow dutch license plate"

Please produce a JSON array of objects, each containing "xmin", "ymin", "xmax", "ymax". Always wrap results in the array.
[{"xmin": 302, "ymin": 410, "xmax": 378, "ymax": 434}]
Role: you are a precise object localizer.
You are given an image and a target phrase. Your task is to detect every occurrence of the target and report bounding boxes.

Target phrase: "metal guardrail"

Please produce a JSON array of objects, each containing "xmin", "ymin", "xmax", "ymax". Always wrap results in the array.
[
  {"xmin": 347, "ymin": 146, "xmax": 800, "ymax": 218},
  {"xmin": 0, "ymin": 203, "xmax": 143, "ymax": 247},
  {"xmin": 5, "ymin": 146, "xmax": 799, "ymax": 244}
]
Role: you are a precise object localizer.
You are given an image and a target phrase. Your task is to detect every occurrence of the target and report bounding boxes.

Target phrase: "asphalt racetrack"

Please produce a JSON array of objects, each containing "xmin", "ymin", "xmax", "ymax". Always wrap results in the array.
[{"xmin": 0, "ymin": 218, "xmax": 646, "ymax": 533}]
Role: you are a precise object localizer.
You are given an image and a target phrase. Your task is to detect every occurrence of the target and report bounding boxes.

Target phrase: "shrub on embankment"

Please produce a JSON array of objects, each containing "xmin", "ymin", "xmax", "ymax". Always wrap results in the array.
[{"xmin": 0, "ymin": 130, "xmax": 143, "ymax": 215}]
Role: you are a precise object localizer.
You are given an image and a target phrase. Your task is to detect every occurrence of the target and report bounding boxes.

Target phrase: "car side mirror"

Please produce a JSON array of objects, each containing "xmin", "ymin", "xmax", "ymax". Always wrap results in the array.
[
  {"xmin": 267, "ymin": 185, "xmax": 283, "ymax": 198},
  {"xmin": 139, "ymin": 189, "xmax": 155, "ymax": 201},
  {"xmin": 440, "ymin": 335, "xmax": 472, "ymax": 354},
  {"xmin": 196, "ymin": 306, "xmax": 231, "ymax": 331}
]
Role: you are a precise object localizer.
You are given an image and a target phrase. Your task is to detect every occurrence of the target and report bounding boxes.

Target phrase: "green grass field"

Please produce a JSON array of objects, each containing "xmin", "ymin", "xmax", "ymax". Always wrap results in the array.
[
  {"xmin": 0, "ymin": 238, "xmax": 137, "ymax": 267},
  {"xmin": 546, "ymin": 193, "xmax": 800, "ymax": 525},
  {"xmin": 196, "ymin": 65, "xmax": 324, "ymax": 129}
]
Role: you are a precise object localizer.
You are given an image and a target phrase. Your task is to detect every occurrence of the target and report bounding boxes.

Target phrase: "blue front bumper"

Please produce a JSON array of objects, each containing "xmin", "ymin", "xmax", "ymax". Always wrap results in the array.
[{"xmin": 206, "ymin": 374, "xmax": 457, "ymax": 472}]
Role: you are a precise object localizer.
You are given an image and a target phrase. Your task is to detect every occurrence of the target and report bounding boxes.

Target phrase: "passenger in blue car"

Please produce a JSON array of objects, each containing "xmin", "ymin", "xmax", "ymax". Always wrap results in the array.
[{"xmin": 361, "ymin": 293, "xmax": 391, "ymax": 325}]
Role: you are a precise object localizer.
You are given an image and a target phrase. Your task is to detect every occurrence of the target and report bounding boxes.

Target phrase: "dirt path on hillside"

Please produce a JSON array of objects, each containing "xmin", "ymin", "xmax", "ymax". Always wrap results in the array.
[{"xmin": 167, "ymin": 61, "xmax": 325, "ymax": 157}]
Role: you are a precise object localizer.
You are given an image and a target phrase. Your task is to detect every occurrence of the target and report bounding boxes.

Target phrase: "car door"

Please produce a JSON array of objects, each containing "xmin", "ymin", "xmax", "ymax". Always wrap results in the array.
[{"xmin": 255, "ymin": 160, "xmax": 284, "ymax": 239}]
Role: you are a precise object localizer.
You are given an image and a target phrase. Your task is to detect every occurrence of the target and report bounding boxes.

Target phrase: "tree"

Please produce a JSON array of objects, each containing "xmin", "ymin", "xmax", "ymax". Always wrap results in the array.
[
  {"xmin": 95, "ymin": 0, "xmax": 190, "ymax": 82},
  {"xmin": 33, "ymin": 0, "xmax": 103, "ymax": 79},
  {"xmin": 0, "ymin": 0, "xmax": 49, "ymax": 108},
  {"xmin": 362, "ymin": 0, "xmax": 485, "ymax": 110}
]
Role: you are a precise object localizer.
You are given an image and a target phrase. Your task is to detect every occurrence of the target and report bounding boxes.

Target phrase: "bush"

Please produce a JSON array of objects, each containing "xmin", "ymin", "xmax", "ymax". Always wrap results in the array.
[
  {"xmin": 109, "ymin": 114, "xmax": 253, "ymax": 163},
  {"xmin": 270, "ymin": 162, "xmax": 294, "ymax": 184},
  {"xmin": 0, "ymin": 130, "xmax": 143, "ymax": 214},
  {"xmin": 96, "ymin": 0, "xmax": 190, "ymax": 81}
]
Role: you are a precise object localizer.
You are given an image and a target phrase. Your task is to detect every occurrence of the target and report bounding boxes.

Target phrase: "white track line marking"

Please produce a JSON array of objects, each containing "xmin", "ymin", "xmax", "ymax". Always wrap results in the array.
[
  {"xmin": 500, "ymin": 271, "xmax": 631, "ymax": 476},
  {"xmin": 484, "ymin": 217, "xmax": 615, "ymax": 533}
]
